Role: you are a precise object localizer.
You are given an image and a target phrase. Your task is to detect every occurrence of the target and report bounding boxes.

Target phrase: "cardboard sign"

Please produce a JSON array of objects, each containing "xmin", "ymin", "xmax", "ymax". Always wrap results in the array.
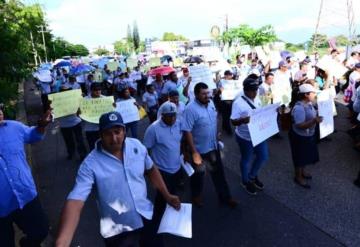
[
  {"xmin": 107, "ymin": 61, "xmax": 119, "ymax": 71},
  {"xmin": 115, "ymin": 99, "xmax": 140, "ymax": 124},
  {"xmin": 149, "ymin": 57, "xmax": 161, "ymax": 67},
  {"xmin": 248, "ymin": 103, "xmax": 280, "ymax": 146},
  {"xmin": 221, "ymin": 80, "xmax": 243, "ymax": 100},
  {"xmin": 317, "ymin": 89, "xmax": 334, "ymax": 139},
  {"xmin": 188, "ymin": 65, "xmax": 216, "ymax": 90},
  {"xmin": 48, "ymin": 89, "xmax": 82, "ymax": 118},
  {"xmin": 80, "ymin": 97, "xmax": 114, "ymax": 123}
]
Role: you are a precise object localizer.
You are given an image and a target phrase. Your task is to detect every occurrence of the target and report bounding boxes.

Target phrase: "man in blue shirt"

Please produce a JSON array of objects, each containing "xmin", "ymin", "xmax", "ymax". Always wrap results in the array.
[
  {"xmin": 55, "ymin": 111, "xmax": 180, "ymax": 247},
  {"xmin": 181, "ymin": 82, "xmax": 238, "ymax": 208},
  {"xmin": 0, "ymin": 107, "xmax": 52, "ymax": 247},
  {"xmin": 143, "ymin": 102, "xmax": 183, "ymax": 246}
]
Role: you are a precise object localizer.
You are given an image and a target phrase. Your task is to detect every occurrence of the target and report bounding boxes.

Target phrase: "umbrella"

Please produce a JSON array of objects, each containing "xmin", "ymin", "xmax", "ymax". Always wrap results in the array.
[
  {"xmin": 184, "ymin": 56, "xmax": 204, "ymax": 64},
  {"xmin": 161, "ymin": 55, "xmax": 173, "ymax": 63},
  {"xmin": 33, "ymin": 70, "xmax": 52, "ymax": 82},
  {"xmin": 39, "ymin": 63, "xmax": 52, "ymax": 70},
  {"xmin": 148, "ymin": 66, "xmax": 175, "ymax": 76},
  {"xmin": 53, "ymin": 60, "xmax": 71, "ymax": 68},
  {"xmin": 280, "ymin": 51, "xmax": 293, "ymax": 60},
  {"xmin": 70, "ymin": 64, "xmax": 95, "ymax": 75},
  {"xmin": 92, "ymin": 58, "xmax": 109, "ymax": 69}
]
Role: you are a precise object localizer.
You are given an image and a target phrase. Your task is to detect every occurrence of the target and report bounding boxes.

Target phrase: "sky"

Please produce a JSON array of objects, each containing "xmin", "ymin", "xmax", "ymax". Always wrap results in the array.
[{"xmin": 25, "ymin": 0, "xmax": 360, "ymax": 49}]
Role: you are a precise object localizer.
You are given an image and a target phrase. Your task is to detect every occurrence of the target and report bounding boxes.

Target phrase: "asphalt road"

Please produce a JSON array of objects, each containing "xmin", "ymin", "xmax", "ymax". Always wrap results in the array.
[{"xmin": 21, "ymin": 81, "xmax": 360, "ymax": 247}]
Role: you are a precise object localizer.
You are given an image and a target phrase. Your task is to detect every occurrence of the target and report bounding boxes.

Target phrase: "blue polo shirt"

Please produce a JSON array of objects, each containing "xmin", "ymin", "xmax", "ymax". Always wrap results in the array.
[
  {"xmin": 161, "ymin": 80, "xmax": 178, "ymax": 95},
  {"xmin": 0, "ymin": 121, "xmax": 44, "ymax": 217},
  {"xmin": 143, "ymin": 119, "xmax": 182, "ymax": 174},
  {"xmin": 181, "ymin": 100, "xmax": 218, "ymax": 154},
  {"xmin": 67, "ymin": 138, "xmax": 154, "ymax": 238}
]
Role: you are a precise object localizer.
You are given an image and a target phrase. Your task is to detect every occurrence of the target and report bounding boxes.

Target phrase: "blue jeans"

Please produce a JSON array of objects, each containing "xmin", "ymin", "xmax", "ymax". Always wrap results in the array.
[{"xmin": 235, "ymin": 135, "xmax": 269, "ymax": 184}]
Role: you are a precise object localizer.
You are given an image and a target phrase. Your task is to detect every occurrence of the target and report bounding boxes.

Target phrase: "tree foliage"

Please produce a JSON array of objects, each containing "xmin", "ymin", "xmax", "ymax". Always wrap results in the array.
[
  {"xmin": 133, "ymin": 21, "xmax": 140, "ymax": 51},
  {"xmin": 220, "ymin": 24, "xmax": 277, "ymax": 47},
  {"xmin": 93, "ymin": 47, "xmax": 109, "ymax": 56},
  {"xmin": 162, "ymin": 32, "xmax": 188, "ymax": 41}
]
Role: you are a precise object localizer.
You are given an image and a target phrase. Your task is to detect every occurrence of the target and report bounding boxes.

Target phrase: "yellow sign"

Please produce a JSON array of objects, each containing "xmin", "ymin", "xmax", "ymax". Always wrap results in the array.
[
  {"xmin": 48, "ymin": 89, "xmax": 82, "ymax": 118},
  {"xmin": 149, "ymin": 57, "xmax": 161, "ymax": 67},
  {"xmin": 79, "ymin": 96, "xmax": 115, "ymax": 123},
  {"xmin": 173, "ymin": 57, "xmax": 183, "ymax": 68},
  {"xmin": 107, "ymin": 61, "xmax": 119, "ymax": 71},
  {"xmin": 127, "ymin": 58, "xmax": 138, "ymax": 69},
  {"xmin": 94, "ymin": 69, "xmax": 103, "ymax": 82}
]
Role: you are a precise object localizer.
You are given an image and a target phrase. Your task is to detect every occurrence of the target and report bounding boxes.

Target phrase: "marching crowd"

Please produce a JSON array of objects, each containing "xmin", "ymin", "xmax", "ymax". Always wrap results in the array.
[{"xmin": 1, "ymin": 49, "xmax": 360, "ymax": 247}]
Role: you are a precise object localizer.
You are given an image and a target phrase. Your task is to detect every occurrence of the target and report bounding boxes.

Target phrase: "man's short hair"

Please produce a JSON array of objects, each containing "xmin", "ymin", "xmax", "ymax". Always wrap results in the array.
[
  {"xmin": 265, "ymin": 72, "xmax": 274, "ymax": 79},
  {"xmin": 194, "ymin": 82, "xmax": 208, "ymax": 96}
]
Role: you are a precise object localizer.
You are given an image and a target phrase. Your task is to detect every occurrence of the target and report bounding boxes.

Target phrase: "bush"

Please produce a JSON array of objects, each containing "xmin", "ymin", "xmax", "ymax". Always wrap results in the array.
[{"xmin": 0, "ymin": 78, "xmax": 18, "ymax": 120}]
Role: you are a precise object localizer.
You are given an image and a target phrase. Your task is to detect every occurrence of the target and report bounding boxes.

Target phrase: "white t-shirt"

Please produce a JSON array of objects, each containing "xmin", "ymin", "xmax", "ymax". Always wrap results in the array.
[{"xmin": 230, "ymin": 93, "xmax": 262, "ymax": 141}]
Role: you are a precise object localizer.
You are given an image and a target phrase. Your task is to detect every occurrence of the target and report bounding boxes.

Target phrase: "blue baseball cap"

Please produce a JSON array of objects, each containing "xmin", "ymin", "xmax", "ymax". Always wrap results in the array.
[
  {"xmin": 99, "ymin": 111, "xmax": 125, "ymax": 131},
  {"xmin": 160, "ymin": 102, "xmax": 177, "ymax": 116}
]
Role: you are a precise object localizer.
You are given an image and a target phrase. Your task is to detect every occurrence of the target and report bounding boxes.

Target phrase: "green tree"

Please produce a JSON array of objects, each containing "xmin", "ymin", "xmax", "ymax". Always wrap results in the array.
[
  {"xmin": 334, "ymin": 35, "xmax": 349, "ymax": 46},
  {"xmin": 162, "ymin": 32, "xmax": 188, "ymax": 41},
  {"xmin": 68, "ymin": 44, "xmax": 89, "ymax": 56},
  {"xmin": 132, "ymin": 21, "xmax": 140, "ymax": 51},
  {"xmin": 222, "ymin": 24, "xmax": 277, "ymax": 47},
  {"xmin": 93, "ymin": 47, "xmax": 109, "ymax": 56},
  {"xmin": 127, "ymin": 24, "xmax": 132, "ymax": 43},
  {"xmin": 113, "ymin": 39, "xmax": 133, "ymax": 56},
  {"xmin": 309, "ymin": 33, "xmax": 328, "ymax": 49},
  {"xmin": 285, "ymin": 42, "xmax": 304, "ymax": 52}
]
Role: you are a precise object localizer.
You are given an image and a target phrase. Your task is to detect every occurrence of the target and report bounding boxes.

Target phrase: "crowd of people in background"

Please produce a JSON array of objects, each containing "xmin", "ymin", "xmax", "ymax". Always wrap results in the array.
[{"xmin": 1, "ymin": 48, "xmax": 360, "ymax": 247}]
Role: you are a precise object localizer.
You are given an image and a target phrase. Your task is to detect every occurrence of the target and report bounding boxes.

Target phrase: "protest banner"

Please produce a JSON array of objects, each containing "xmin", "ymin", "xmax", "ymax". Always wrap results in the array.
[
  {"xmin": 188, "ymin": 64, "xmax": 216, "ymax": 91},
  {"xmin": 127, "ymin": 58, "xmax": 138, "ymax": 69},
  {"xmin": 79, "ymin": 96, "xmax": 114, "ymax": 123},
  {"xmin": 254, "ymin": 46, "xmax": 269, "ymax": 64},
  {"xmin": 149, "ymin": 57, "xmax": 161, "ymax": 67},
  {"xmin": 269, "ymin": 51, "xmax": 282, "ymax": 69},
  {"xmin": 317, "ymin": 89, "xmax": 334, "ymax": 139},
  {"xmin": 173, "ymin": 57, "xmax": 184, "ymax": 67},
  {"xmin": 94, "ymin": 69, "xmax": 102, "ymax": 82},
  {"xmin": 248, "ymin": 103, "xmax": 280, "ymax": 146},
  {"xmin": 221, "ymin": 80, "xmax": 242, "ymax": 100},
  {"xmin": 107, "ymin": 61, "xmax": 119, "ymax": 71},
  {"xmin": 115, "ymin": 99, "xmax": 140, "ymax": 124},
  {"xmin": 48, "ymin": 89, "xmax": 82, "ymax": 118}
]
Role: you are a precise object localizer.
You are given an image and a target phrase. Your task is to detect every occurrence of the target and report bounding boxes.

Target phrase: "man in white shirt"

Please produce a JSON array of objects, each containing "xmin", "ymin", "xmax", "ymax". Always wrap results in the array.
[{"xmin": 231, "ymin": 77, "xmax": 269, "ymax": 195}]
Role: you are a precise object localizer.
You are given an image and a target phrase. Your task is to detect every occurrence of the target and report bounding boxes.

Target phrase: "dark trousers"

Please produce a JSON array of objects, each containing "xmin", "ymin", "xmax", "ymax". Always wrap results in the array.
[
  {"xmin": 103, "ymin": 229, "xmax": 141, "ymax": 247},
  {"xmin": 141, "ymin": 169, "xmax": 182, "ymax": 247},
  {"xmin": 60, "ymin": 123, "xmax": 87, "ymax": 158},
  {"xmin": 191, "ymin": 149, "xmax": 231, "ymax": 202},
  {"xmin": 41, "ymin": 94, "xmax": 49, "ymax": 112},
  {"xmin": 220, "ymin": 100, "xmax": 233, "ymax": 134},
  {"xmin": 85, "ymin": 130, "xmax": 99, "ymax": 151},
  {"xmin": 0, "ymin": 197, "xmax": 48, "ymax": 247},
  {"xmin": 126, "ymin": 121, "xmax": 138, "ymax": 139}
]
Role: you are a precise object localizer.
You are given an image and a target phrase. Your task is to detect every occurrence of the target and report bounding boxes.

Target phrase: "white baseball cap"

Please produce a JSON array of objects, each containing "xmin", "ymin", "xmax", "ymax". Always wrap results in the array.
[{"xmin": 299, "ymin": 84, "xmax": 316, "ymax": 93}]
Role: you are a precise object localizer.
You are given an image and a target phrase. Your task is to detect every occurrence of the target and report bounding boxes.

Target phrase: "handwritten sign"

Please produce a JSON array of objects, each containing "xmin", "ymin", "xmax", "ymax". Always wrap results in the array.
[
  {"xmin": 248, "ymin": 103, "xmax": 280, "ymax": 146},
  {"xmin": 48, "ymin": 89, "xmax": 82, "ymax": 118},
  {"xmin": 115, "ymin": 99, "xmax": 140, "ymax": 124},
  {"xmin": 149, "ymin": 57, "xmax": 161, "ymax": 67},
  {"xmin": 317, "ymin": 89, "xmax": 334, "ymax": 139},
  {"xmin": 188, "ymin": 64, "xmax": 216, "ymax": 90},
  {"xmin": 221, "ymin": 80, "xmax": 243, "ymax": 100},
  {"xmin": 79, "ymin": 97, "xmax": 114, "ymax": 123},
  {"xmin": 107, "ymin": 61, "xmax": 119, "ymax": 71},
  {"xmin": 127, "ymin": 58, "xmax": 138, "ymax": 69}
]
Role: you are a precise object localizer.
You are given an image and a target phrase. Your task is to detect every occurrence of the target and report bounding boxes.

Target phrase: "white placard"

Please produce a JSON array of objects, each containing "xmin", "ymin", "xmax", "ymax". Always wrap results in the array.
[
  {"xmin": 115, "ymin": 99, "xmax": 140, "ymax": 124},
  {"xmin": 188, "ymin": 65, "xmax": 216, "ymax": 90},
  {"xmin": 317, "ymin": 90, "xmax": 334, "ymax": 139},
  {"xmin": 221, "ymin": 80, "xmax": 243, "ymax": 100},
  {"xmin": 248, "ymin": 104, "xmax": 280, "ymax": 147},
  {"xmin": 158, "ymin": 203, "xmax": 192, "ymax": 238}
]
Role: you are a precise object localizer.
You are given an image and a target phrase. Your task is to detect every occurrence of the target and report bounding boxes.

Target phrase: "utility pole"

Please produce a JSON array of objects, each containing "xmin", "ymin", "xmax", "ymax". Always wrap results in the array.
[
  {"xmin": 346, "ymin": 0, "xmax": 356, "ymax": 57},
  {"xmin": 225, "ymin": 14, "xmax": 229, "ymax": 32},
  {"xmin": 313, "ymin": 0, "xmax": 324, "ymax": 52},
  {"xmin": 38, "ymin": 25, "xmax": 49, "ymax": 63},
  {"xmin": 30, "ymin": 31, "xmax": 38, "ymax": 67}
]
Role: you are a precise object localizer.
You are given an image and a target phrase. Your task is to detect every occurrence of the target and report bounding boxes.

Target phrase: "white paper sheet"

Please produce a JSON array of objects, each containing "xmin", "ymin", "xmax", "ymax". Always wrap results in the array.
[{"xmin": 158, "ymin": 203, "xmax": 192, "ymax": 238}]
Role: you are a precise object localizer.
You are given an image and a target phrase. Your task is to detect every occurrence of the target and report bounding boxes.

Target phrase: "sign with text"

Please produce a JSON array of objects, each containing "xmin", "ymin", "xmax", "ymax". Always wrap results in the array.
[
  {"xmin": 248, "ymin": 103, "xmax": 280, "ymax": 146},
  {"xmin": 221, "ymin": 80, "xmax": 242, "ymax": 100},
  {"xmin": 317, "ymin": 89, "xmax": 334, "ymax": 139},
  {"xmin": 188, "ymin": 65, "xmax": 216, "ymax": 91},
  {"xmin": 115, "ymin": 99, "xmax": 140, "ymax": 124},
  {"xmin": 127, "ymin": 58, "xmax": 138, "ymax": 69},
  {"xmin": 48, "ymin": 89, "xmax": 82, "ymax": 118},
  {"xmin": 149, "ymin": 57, "xmax": 161, "ymax": 67},
  {"xmin": 79, "ymin": 97, "xmax": 114, "ymax": 123}
]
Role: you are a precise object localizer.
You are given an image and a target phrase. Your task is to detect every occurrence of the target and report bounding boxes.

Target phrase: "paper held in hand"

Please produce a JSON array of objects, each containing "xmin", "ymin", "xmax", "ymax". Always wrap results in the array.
[
  {"xmin": 248, "ymin": 103, "xmax": 280, "ymax": 147},
  {"xmin": 317, "ymin": 89, "xmax": 334, "ymax": 139},
  {"xmin": 47, "ymin": 89, "xmax": 82, "ymax": 118},
  {"xmin": 188, "ymin": 65, "xmax": 216, "ymax": 90},
  {"xmin": 158, "ymin": 203, "xmax": 192, "ymax": 238},
  {"xmin": 79, "ymin": 97, "xmax": 114, "ymax": 124},
  {"xmin": 115, "ymin": 99, "xmax": 140, "ymax": 124}
]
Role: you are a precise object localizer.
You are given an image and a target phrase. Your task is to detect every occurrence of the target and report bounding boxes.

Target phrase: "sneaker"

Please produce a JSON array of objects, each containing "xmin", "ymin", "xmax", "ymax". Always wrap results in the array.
[
  {"xmin": 244, "ymin": 182, "xmax": 257, "ymax": 195},
  {"xmin": 252, "ymin": 177, "xmax": 264, "ymax": 191}
]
